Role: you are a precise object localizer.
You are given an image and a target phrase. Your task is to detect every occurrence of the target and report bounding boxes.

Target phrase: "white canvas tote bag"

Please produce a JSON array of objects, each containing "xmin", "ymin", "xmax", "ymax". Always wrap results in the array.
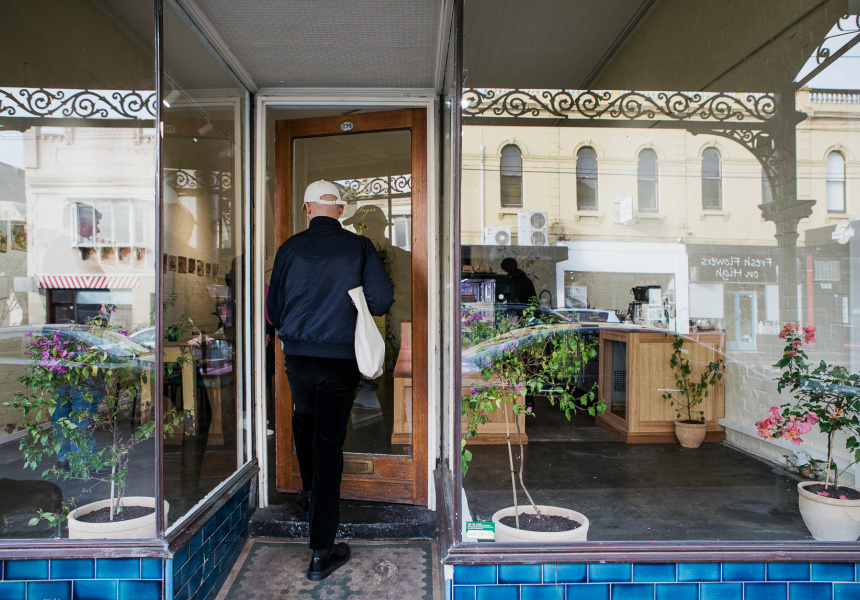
[{"xmin": 348, "ymin": 285, "xmax": 385, "ymax": 379}]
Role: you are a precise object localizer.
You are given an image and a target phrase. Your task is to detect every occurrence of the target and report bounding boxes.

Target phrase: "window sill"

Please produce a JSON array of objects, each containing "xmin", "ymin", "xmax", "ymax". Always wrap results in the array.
[
  {"xmin": 573, "ymin": 212, "xmax": 603, "ymax": 222},
  {"xmin": 700, "ymin": 210, "xmax": 731, "ymax": 221},
  {"xmin": 826, "ymin": 212, "xmax": 852, "ymax": 222}
]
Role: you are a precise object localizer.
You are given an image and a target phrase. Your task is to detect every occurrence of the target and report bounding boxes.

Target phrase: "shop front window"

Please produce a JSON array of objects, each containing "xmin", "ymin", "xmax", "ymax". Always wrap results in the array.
[
  {"xmin": 458, "ymin": 4, "xmax": 860, "ymax": 546},
  {"xmin": 0, "ymin": 1, "xmax": 156, "ymax": 539},
  {"xmin": 161, "ymin": 0, "xmax": 251, "ymax": 529}
]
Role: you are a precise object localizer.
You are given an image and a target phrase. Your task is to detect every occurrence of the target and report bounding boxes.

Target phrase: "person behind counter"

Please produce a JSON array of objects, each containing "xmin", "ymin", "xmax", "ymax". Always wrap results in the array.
[{"xmin": 500, "ymin": 257, "xmax": 537, "ymax": 305}]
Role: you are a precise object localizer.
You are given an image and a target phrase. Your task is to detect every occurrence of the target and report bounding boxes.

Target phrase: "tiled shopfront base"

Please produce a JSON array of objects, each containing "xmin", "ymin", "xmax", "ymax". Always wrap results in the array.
[
  {"xmin": 0, "ymin": 558, "xmax": 167, "ymax": 600},
  {"xmin": 172, "ymin": 481, "xmax": 254, "ymax": 600},
  {"xmin": 0, "ymin": 481, "xmax": 253, "ymax": 600},
  {"xmin": 448, "ymin": 563, "xmax": 860, "ymax": 600}
]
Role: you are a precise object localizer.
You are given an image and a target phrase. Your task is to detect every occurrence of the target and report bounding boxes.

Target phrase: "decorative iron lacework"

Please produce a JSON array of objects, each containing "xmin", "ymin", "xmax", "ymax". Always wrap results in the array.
[
  {"xmin": 335, "ymin": 175, "xmax": 411, "ymax": 200},
  {"xmin": 812, "ymin": 15, "xmax": 860, "ymax": 64},
  {"xmin": 0, "ymin": 87, "xmax": 157, "ymax": 120},
  {"xmin": 165, "ymin": 169, "xmax": 232, "ymax": 191},
  {"xmin": 462, "ymin": 88, "xmax": 776, "ymax": 123}
]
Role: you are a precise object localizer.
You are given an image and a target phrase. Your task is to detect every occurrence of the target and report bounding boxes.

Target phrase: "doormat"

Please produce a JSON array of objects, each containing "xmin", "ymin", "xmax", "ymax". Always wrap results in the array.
[{"xmin": 217, "ymin": 539, "xmax": 438, "ymax": 600}]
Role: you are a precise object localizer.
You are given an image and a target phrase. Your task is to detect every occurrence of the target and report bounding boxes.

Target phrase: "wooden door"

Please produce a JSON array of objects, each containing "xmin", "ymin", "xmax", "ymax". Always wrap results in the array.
[{"xmin": 273, "ymin": 109, "xmax": 427, "ymax": 504}]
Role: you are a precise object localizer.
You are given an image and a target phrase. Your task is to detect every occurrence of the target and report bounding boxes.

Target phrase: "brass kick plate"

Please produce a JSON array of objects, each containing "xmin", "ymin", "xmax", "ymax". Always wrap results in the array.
[{"xmin": 343, "ymin": 459, "xmax": 374, "ymax": 475}]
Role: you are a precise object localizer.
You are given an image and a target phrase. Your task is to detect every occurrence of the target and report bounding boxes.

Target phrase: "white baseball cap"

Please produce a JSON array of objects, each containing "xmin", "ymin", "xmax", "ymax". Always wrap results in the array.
[{"xmin": 303, "ymin": 180, "xmax": 345, "ymax": 205}]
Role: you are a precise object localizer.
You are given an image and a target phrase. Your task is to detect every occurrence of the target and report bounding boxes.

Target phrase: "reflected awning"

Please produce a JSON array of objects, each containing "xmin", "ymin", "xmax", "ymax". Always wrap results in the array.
[{"xmin": 37, "ymin": 275, "xmax": 140, "ymax": 289}]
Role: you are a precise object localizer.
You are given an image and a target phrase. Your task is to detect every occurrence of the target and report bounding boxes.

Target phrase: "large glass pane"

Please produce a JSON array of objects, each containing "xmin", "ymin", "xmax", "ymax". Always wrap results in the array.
[
  {"xmin": 0, "ymin": 0, "xmax": 156, "ymax": 538},
  {"xmin": 292, "ymin": 131, "xmax": 413, "ymax": 456},
  {"xmin": 162, "ymin": 0, "xmax": 249, "ymax": 526},
  {"xmin": 460, "ymin": 1, "xmax": 860, "ymax": 543}
]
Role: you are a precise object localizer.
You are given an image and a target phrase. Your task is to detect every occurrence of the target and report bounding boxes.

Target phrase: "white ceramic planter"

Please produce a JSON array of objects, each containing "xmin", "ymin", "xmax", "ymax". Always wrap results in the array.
[
  {"xmin": 68, "ymin": 496, "xmax": 168, "ymax": 539},
  {"xmin": 491, "ymin": 505, "xmax": 589, "ymax": 542},
  {"xmin": 797, "ymin": 481, "xmax": 860, "ymax": 541},
  {"xmin": 674, "ymin": 420, "xmax": 707, "ymax": 449}
]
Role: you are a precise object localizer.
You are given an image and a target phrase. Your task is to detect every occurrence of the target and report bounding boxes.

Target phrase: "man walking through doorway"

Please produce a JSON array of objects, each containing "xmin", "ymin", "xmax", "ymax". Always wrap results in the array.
[{"xmin": 267, "ymin": 180, "xmax": 394, "ymax": 581}]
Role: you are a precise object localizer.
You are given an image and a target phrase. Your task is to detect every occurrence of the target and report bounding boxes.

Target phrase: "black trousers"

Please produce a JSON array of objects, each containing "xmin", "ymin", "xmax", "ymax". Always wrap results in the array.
[{"xmin": 284, "ymin": 354, "xmax": 360, "ymax": 550}]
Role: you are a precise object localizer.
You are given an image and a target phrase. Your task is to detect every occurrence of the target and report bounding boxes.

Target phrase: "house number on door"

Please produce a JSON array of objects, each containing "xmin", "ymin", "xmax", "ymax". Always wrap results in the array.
[{"xmin": 340, "ymin": 121, "xmax": 354, "ymax": 131}]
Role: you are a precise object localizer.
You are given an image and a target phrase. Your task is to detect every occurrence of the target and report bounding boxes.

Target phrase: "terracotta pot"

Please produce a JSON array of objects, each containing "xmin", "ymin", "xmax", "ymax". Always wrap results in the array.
[
  {"xmin": 491, "ymin": 505, "xmax": 589, "ymax": 542},
  {"xmin": 68, "ymin": 497, "xmax": 168, "ymax": 539},
  {"xmin": 797, "ymin": 481, "xmax": 860, "ymax": 541},
  {"xmin": 674, "ymin": 420, "xmax": 707, "ymax": 448}
]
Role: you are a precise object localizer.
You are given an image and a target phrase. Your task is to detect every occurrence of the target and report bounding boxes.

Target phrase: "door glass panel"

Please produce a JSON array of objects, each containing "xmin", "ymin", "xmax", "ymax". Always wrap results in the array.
[{"xmin": 293, "ymin": 130, "xmax": 412, "ymax": 457}]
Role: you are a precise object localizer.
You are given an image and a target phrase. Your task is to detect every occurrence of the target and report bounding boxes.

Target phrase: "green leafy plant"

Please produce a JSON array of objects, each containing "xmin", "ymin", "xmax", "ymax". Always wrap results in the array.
[
  {"xmin": 460, "ymin": 305, "xmax": 604, "ymax": 525},
  {"xmin": 5, "ymin": 305, "xmax": 182, "ymax": 527},
  {"xmin": 757, "ymin": 323, "xmax": 860, "ymax": 491},
  {"xmin": 661, "ymin": 335, "xmax": 725, "ymax": 423}
]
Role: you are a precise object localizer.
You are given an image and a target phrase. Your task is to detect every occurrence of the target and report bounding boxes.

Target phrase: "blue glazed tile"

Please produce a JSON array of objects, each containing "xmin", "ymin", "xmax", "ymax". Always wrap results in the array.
[
  {"xmin": 0, "ymin": 582, "xmax": 25, "ymax": 600},
  {"xmin": 477, "ymin": 585, "xmax": 518, "ymax": 600},
  {"xmin": 700, "ymin": 583, "xmax": 743, "ymax": 600},
  {"xmin": 51, "ymin": 560, "xmax": 94, "ymax": 580},
  {"xmin": 589, "ymin": 564, "xmax": 632, "ymax": 583},
  {"xmin": 188, "ymin": 531, "xmax": 203, "ymax": 557},
  {"xmin": 73, "ymin": 579, "xmax": 117, "ymax": 600},
  {"xmin": 500, "ymin": 565, "xmax": 542, "ymax": 584},
  {"xmin": 522, "ymin": 584, "xmax": 566, "ymax": 600},
  {"xmin": 446, "ymin": 580, "xmax": 452, "ymax": 600},
  {"xmin": 187, "ymin": 563, "xmax": 203, "ymax": 595},
  {"xmin": 453, "ymin": 586, "xmax": 476, "ymax": 600},
  {"xmin": 164, "ymin": 559, "xmax": 172, "ymax": 599},
  {"xmin": 722, "ymin": 562, "xmax": 765, "ymax": 582},
  {"xmin": 543, "ymin": 564, "xmax": 587, "ymax": 584},
  {"xmin": 789, "ymin": 582, "xmax": 832, "ymax": 600},
  {"xmin": 678, "ymin": 564, "xmax": 720, "ymax": 583},
  {"xmin": 118, "ymin": 580, "xmax": 160, "ymax": 600},
  {"xmin": 745, "ymin": 582, "xmax": 788, "ymax": 600},
  {"xmin": 174, "ymin": 545, "xmax": 190, "ymax": 571},
  {"xmin": 566, "ymin": 584, "xmax": 610, "ymax": 600},
  {"xmin": 835, "ymin": 583, "xmax": 860, "ymax": 600},
  {"xmin": 768, "ymin": 563, "xmax": 811, "ymax": 581},
  {"xmin": 140, "ymin": 559, "xmax": 163, "ymax": 580},
  {"xmin": 27, "ymin": 580, "xmax": 71, "ymax": 600},
  {"xmin": 454, "ymin": 566, "xmax": 497, "ymax": 585},
  {"xmin": 5, "ymin": 561, "xmax": 49, "ymax": 581},
  {"xmin": 96, "ymin": 559, "xmax": 139, "ymax": 580},
  {"xmin": 633, "ymin": 564, "xmax": 676, "ymax": 583},
  {"xmin": 655, "ymin": 583, "xmax": 698, "ymax": 600},
  {"xmin": 813, "ymin": 564, "xmax": 855, "ymax": 582},
  {"xmin": 611, "ymin": 583, "xmax": 655, "ymax": 600}
]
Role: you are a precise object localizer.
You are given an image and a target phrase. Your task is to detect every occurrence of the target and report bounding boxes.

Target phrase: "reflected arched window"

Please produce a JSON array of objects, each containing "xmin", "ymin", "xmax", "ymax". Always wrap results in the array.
[
  {"xmin": 500, "ymin": 145, "xmax": 522, "ymax": 207},
  {"xmin": 761, "ymin": 169, "xmax": 773, "ymax": 204},
  {"xmin": 826, "ymin": 151, "xmax": 846, "ymax": 212},
  {"xmin": 702, "ymin": 148, "xmax": 722, "ymax": 209},
  {"xmin": 576, "ymin": 146, "xmax": 598, "ymax": 210},
  {"xmin": 637, "ymin": 149, "xmax": 658, "ymax": 212}
]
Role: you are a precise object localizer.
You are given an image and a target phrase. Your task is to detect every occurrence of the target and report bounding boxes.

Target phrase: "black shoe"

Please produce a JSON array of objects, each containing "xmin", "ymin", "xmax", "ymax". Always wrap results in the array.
[{"xmin": 307, "ymin": 543, "xmax": 351, "ymax": 581}]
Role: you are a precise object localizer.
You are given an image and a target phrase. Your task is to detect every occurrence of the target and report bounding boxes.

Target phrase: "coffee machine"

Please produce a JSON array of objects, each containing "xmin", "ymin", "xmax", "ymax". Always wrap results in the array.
[{"xmin": 629, "ymin": 285, "xmax": 661, "ymax": 325}]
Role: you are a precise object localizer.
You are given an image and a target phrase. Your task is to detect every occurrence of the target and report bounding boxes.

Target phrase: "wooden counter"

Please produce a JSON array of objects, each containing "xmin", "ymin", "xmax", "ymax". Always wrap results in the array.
[{"xmin": 596, "ymin": 329, "xmax": 725, "ymax": 444}]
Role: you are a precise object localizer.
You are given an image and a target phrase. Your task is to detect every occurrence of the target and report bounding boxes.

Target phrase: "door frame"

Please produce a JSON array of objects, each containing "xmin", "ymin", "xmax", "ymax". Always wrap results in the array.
[{"xmin": 253, "ymin": 92, "xmax": 440, "ymax": 509}]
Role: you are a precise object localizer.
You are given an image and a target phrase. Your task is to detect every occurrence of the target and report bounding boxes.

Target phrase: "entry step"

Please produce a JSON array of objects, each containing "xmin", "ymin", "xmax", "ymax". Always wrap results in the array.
[{"xmin": 250, "ymin": 499, "xmax": 437, "ymax": 540}]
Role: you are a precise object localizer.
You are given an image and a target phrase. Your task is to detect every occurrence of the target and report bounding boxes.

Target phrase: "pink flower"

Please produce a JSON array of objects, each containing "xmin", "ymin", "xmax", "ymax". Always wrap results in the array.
[
  {"xmin": 792, "ymin": 340, "xmax": 802, "ymax": 349},
  {"xmin": 804, "ymin": 326, "xmax": 816, "ymax": 344},
  {"xmin": 99, "ymin": 305, "xmax": 107, "ymax": 314},
  {"xmin": 769, "ymin": 406, "xmax": 781, "ymax": 418},
  {"xmin": 806, "ymin": 412, "xmax": 820, "ymax": 425},
  {"xmin": 525, "ymin": 406, "xmax": 533, "ymax": 413},
  {"xmin": 817, "ymin": 491, "xmax": 831, "ymax": 497},
  {"xmin": 788, "ymin": 350, "xmax": 798, "ymax": 357},
  {"xmin": 840, "ymin": 495, "xmax": 848, "ymax": 500}
]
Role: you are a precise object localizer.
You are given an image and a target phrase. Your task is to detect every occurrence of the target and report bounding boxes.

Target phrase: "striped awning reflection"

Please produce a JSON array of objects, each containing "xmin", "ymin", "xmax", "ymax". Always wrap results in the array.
[{"xmin": 37, "ymin": 275, "xmax": 140, "ymax": 289}]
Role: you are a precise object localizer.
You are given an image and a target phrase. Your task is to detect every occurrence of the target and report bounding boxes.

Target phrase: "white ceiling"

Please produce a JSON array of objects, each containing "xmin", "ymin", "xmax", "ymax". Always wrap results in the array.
[{"xmin": 191, "ymin": 0, "xmax": 446, "ymax": 89}]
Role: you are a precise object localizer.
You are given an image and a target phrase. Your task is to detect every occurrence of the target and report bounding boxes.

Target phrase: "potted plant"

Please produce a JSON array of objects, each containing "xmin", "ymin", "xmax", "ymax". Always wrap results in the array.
[
  {"xmin": 661, "ymin": 335, "xmax": 725, "ymax": 448},
  {"xmin": 461, "ymin": 305, "xmax": 604, "ymax": 541},
  {"xmin": 756, "ymin": 322, "xmax": 860, "ymax": 541},
  {"xmin": 6, "ymin": 305, "xmax": 182, "ymax": 538}
]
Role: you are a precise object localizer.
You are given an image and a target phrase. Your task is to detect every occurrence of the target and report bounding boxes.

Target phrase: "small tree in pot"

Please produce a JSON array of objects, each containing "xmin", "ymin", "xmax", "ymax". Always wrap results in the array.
[
  {"xmin": 461, "ymin": 306, "xmax": 605, "ymax": 540},
  {"xmin": 756, "ymin": 323, "xmax": 860, "ymax": 541},
  {"xmin": 661, "ymin": 335, "xmax": 725, "ymax": 448},
  {"xmin": 6, "ymin": 305, "xmax": 182, "ymax": 536}
]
